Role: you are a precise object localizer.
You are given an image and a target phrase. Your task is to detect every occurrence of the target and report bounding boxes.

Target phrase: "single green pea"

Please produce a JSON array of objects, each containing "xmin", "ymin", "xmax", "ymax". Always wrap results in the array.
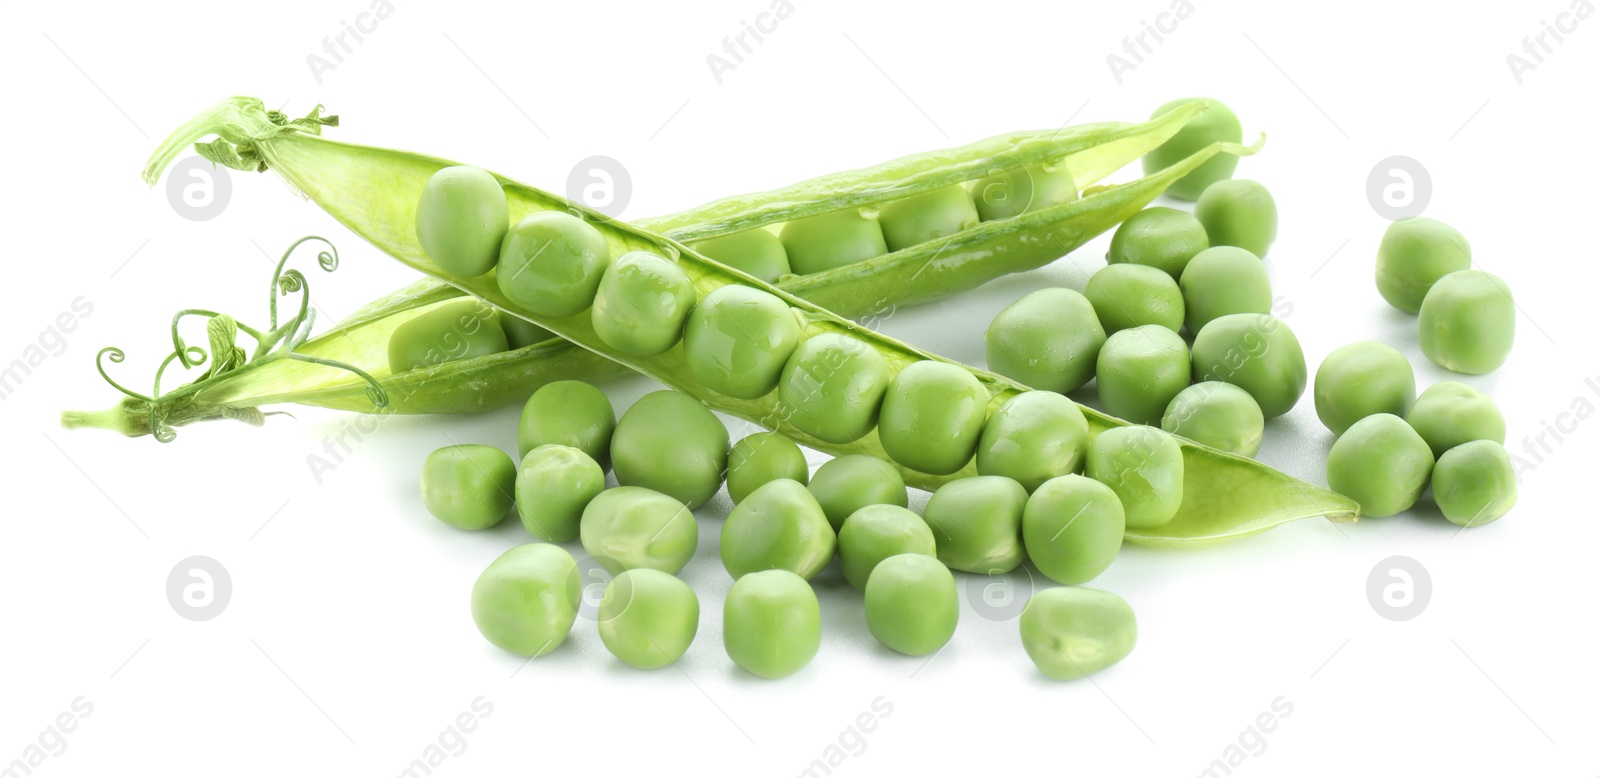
[
  {"xmin": 590, "ymin": 250, "xmax": 697, "ymax": 357},
  {"xmin": 778, "ymin": 209, "xmax": 888, "ymax": 275},
  {"xmin": 611, "ymin": 391, "xmax": 729, "ymax": 509},
  {"xmin": 518, "ymin": 379, "xmax": 616, "ymax": 464},
  {"xmin": 1195, "ymin": 179, "xmax": 1277, "ymax": 257},
  {"xmin": 723, "ymin": 569, "xmax": 821, "ymax": 679},
  {"xmin": 1085, "ymin": 426, "xmax": 1184, "ymax": 530},
  {"xmin": 838, "ymin": 504, "xmax": 937, "ymax": 592},
  {"xmin": 985, "ymin": 288, "xmax": 1105, "ymax": 393},
  {"xmin": 1097, "ymin": 325, "xmax": 1191, "ymax": 426},
  {"xmin": 1313, "ymin": 341, "xmax": 1416, "ymax": 436},
  {"xmin": 515, "ymin": 445, "xmax": 606, "ymax": 542},
  {"xmin": 969, "ymin": 163, "xmax": 1078, "ymax": 221},
  {"xmin": 977, "ymin": 391, "xmax": 1090, "ymax": 492},
  {"xmin": 1432, "ymin": 441, "xmax": 1517, "ymax": 528},
  {"xmin": 1160, "ymin": 381, "xmax": 1264, "ymax": 457},
  {"xmin": 471, "ymin": 544, "xmax": 581, "ymax": 657},
  {"xmin": 1325, "ymin": 413, "xmax": 1434, "ymax": 518},
  {"xmin": 1190, "ymin": 313, "xmax": 1307, "ymax": 418},
  {"xmin": 878, "ymin": 185, "xmax": 980, "ymax": 252},
  {"xmin": 496, "ymin": 211, "xmax": 612, "ymax": 318},
  {"xmin": 691, "ymin": 228, "xmax": 791, "ymax": 283},
  {"xmin": 727, "ymin": 432, "xmax": 810, "ymax": 504},
  {"xmin": 877, "ymin": 361, "xmax": 990, "ymax": 475},
  {"xmin": 1107, "ymin": 207, "xmax": 1210, "ymax": 278},
  {"xmin": 497, "ymin": 309, "xmax": 555, "ymax": 349},
  {"xmin": 420, "ymin": 444, "xmax": 515, "ymax": 530},
  {"xmin": 415, "ymin": 166, "xmax": 508, "ymax": 277},
  {"xmin": 580, "ymin": 486, "xmax": 699, "ymax": 575},
  {"xmin": 922, "ymin": 475, "xmax": 1028, "ymax": 574},
  {"xmin": 388, "ymin": 300, "xmax": 509, "ymax": 374},
  {"xmin": 597, "ymin": 569, "xmax": 700, "ymax": 670},
  {"xmin": 864, "ymin": 554, "xmax": 958, "ymax": 656},
  {"xmin": 807, "ymin": 454, "xmax": 909, "ymax": 532},
  {"xmin": 1142, "ymin": 99, "xmax": 1243, "ymax": 201},
  {"xmin": 1085, "ymin": 264, "xmax": 1185, "ymax": 335},
  {"xmin": 1019, "ymin": 586, "xmax": 1138, "ymax": 681},
  {"xmin": 1179, "ymin": 246, "xmax": 1271, "ymax": 334},
  {"xmin": 683, "ymin": 285, "xmax": 802, "ymax": 399},
  {"xmin": 1418, "ymin": 270, "xmax": 1515, "ymax": 375},
  {"xmin": 1376, "ymin": 217, "xmax": 1471, "ymax": 314},
  {"xmin": 777, "ymin": 333, "xmax": 891, "ymax": 444},
  {"xmin": 1023, "ymin": 475, "xmax": 1125, "ymax": 586},
  {"xmin": 720, "ymin": 479, "xmax": 836, "ymax": 580},
  {"xmin": 1406, "ymin": 381, "xmax": 1506, "ymax": 458}
]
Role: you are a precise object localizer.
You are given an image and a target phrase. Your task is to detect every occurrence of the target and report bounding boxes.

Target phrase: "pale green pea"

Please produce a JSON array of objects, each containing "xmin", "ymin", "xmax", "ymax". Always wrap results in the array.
[
  {"xmin": 1019, "ymin": 586, "xmax": 1138, "ymax": 681},
  {"xmin": 838, "ymin": 504, "xmax": 936, "ymax": 592},
  {"xmin": 1195, "ymin": 179, "xmax": 1278, "ymax": 257},
  {"xmin": 471, "ymin": 544, "xmax": 581, "ymax": 657},
  {"xmin": 1314, "ymin": 341, "xmax": 1416, "ymax": 436},
  {"xmin": 977, "ymin": 390, "xmax": 1090, "ymax": 492},
  {"xmin": 922, "ymin": 475, "xmax": 1028, "ymax": 574},
  {"xmin": 877, "ymin": 361, "xmax": 990, "ymax": 476},
  {"xmin": 590, "ymin": 250, "xmax": 697, "ymax": 357},
  {"xmin": 518, "ymin": 379, "xmax": 615, "ymax": 464},
  {"xmin": 1406, "ymin": 381, "xmax": 1506, "ymax": 458},
  {"xmin": 1097, "ymin": 325, "xmax": 1191, "ymax": 427},
  {"xmin": 683, "ymin": 285, "xmax": 802, "ymax": 399},
  {"xmin": 1023, "ymin": 475, "xmax": 1125, "ymax": 586},
  {"xmin": 1418, "ymin": 270, "xmax": 1515, "ymax": 375},
  {"xmin": 1325, "ymin": 413, "xmax": 1433, "ymax": 518},
  {"xmin": 415, "ymin": 166, "xmax": 508, "ymax": 277},
  {"xmin": 723, "ymin": 569, "xmax": 821, "ymax": 679},
  {"xmin": 727, "ymin": 432, "xmax": 809, "ymax": 504},
  {"xmin": 969, "ymin": 163, "xmax": 1078, "ymax": 221},
  {"xmin": 985, "ymin": 288, "xmax": 1105, "ymax": 393},
  {"xmin": 777, "ymin": 333, "xmax": 891, "ymax": 444},
  {"xmin": 807, "ymin": 454, "xmax": 908, "ymax": 532},
  {"xmin": 515, "ymin": 444, "xmax": 605, "ymax": 542},
  {"xmin": 878, "ymin": 185, "xmax": 980, "ymax": 252},
  {"xmin": 1161, "ymin": 381, "xmax": 1264, "ymax": 457},
  {"xmin": 580, "ymin": 486, "xmax": 699, "ymax": 575},
  {"xmin": 1179, "ymin": 246, "xmax": 1271, "ymax": 334},
  {"xmin": 865, "ymin": 554, "xmax": 958, "ymax": 656},
  {"xmin": 1085, "ymin": 426, "xmax": 1184, "ymax": 530},
  {"xmin": 1190, "ymin": 313, "xmax": 1307, "ymax": 418},
  {"xmin": 420, "ymin": 444, "xmax": 515, "ymax": 530},
  {"xmin": 611, "ymin": 391, "xmax": 729, "ymax": 509},
  {"xmin": 720, "ymin": 479, "xmax": 836, "ymax": 580},
  {"xmin": 597, "ymin": 569, "xmax": 700, "ymax": 670},
  {"xmin": 497, "ymin": 309, "xmax": 555, "ymax": 349},
  {"xmin": 388, "ymin": 300, "xmax": 509, "ymax": 374},
  {"xmin": 1376, "ymin": 217, "xmax": 1470, "ymax": 314},
  {"xmin": 691, "ymin": 228, "xmax": 791, "ymax": 284},
  {"xmin": 496, "ymin": 211, "xmax": 611, "ymax": 317},
  {"xmin": 1107, "ymin": 207, "xmax": 1209, "ymax": 278},
  {"xmin": 1142, "ymin": 98, "xmax": 1242, "ymax": 201},
  {"xmin": 1432, "ymin": 441, "xmax": 1516, "ymax": 528},
  {"xmin": 1086, "ymin": 263, "xmax": 1185, "ymax": 335},
  {"xmin": 778, "ymin": 209, "xmax": 888, "ymax": 275}
]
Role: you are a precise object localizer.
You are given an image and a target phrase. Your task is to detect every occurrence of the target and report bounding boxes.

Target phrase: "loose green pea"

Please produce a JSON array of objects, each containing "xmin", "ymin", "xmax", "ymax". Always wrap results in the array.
[
  {"xmin": 1406, "ymin": 382, "xmax": 1506, "ymax": 458},
  {"xmin": 496, "ymin": 211, "xmax": 612, "ymax": 318},
  {"xmin": 878, "ymin": 361, "xmax": 990, "ymax": 475},
  {"xmin": 580, "ymin": 486, "xmax": 699, "ymax": 575},
  {"xmin": 420, "ymin": 444, "xmax": 515, "ymax": 530},
  {"xmin": 691, "ymin": 228, "xmax": 790, "ymax": 283},
  {"xmin": 683, "ymin": 285, "xmax": 802, "ymax": 399},
  {"xmin": 1142, "ymin": 98, "xmax": 1242, "ymax": 201},
  {"xmin": 838, "ymin": 504, "xmax": 936, "ymax": 591},
  {"xmin": 1376, "ymin": 217, "xmax": 1471, "ymax": 314},
  {"xmin": 878, "ymin": 185, "xmax": 980, "ymax": 252},
  {"xmin": 1418, "ymin": 270, "xmax": 1515, "ymax": 375},
  {"xmin": 777, "ymin": 333, "xmax": 891, "ymax": 444},
  {"xmin": 1085, "ymin": 264, "xmax": 1185, "ymax": 335},
  {"xmin": 985, "ymin": 288, "xmax": 1105, "ymax": 393},
  {"xmin": 1097, "ymin": 325, "xmax": 1191, "ymax": 426},
  {"xmin": 597, "ymin": 569, "xmax": 700, "ymax": 670},
  {"xmin": 1314, "ymin": 341, "xmax": 1416, "ymax": 436},
  {"xmin": 779, "ymin": 209, "xmax": 888, "ymax": 275},
  {"xmin": 1019, "ymin": 586, "xmax": 1137, "ymax": 681},
  {"xmin": 1107, "ymin": 207, "xmax": 1210, "ymax": 278},
  {"xmin": 1161, "ymin": 381, "xmax": 1264, "ymax": 457},
  {"xmin": 977, "ymin": 391, "xmax": 1090, "ymax": 492},
  {"xmin": 922, "ymin": 475, "xmax": 1028, "ymax": 574},
  {"xmin": 388, "ymin": 300, "xmax": 509, "ymax": 374},
  {"xmin": 497, "ymin": 309, "xmax": 555, "ymax": 349},
  {"xmin": 515, "ymin": 445, "xmax": 605, "ymax": 542},
  {"xmin": 727, "ymin": 432, "xmax": 810, "ymax": 504},
  {"xmin": 723, "ymin": 569, "xmax": 821, "ymax": 679},
  {"xmin": 612, "ymin": 391, "xmax": 729, "ymax": 509},
  {"xmin": 1179, "ymin": 246, "xmax": 1271, "ymax": 334},
  {"xmin": 969, "ymin": 163, "xmax": 1078, "ymax": 221},
  {"xmin": 1432, "ymin": 441, "xmax": 1517, "ymax": 527},
  {"xmin": 865, "ymin": 554, "xmax": 958, "ymax": 656},
  {"xmin": 415, "ymin": 166, "xmax": 508, "ymax": 277},
  {"xmin": 471, "ymin": 544, "xmax": 581, "ymax": 657},
  {"xmin": 1190, "ymin": 313, "xmax": 1307, "ymax": 418},
  {"xmin": 590, "ymin": 250, "xmax": 697, "ymax": 357},
  {"xmin": 1023, "ymin": 475, "xmax": 1126, "ymax": 585},
  {"xmin": 807, "ymin": 455, "xmax": 909, "ymax": 532},
  {"xmin": 720, "ymin": 479, "xmax": 836, "ymax": 580},
  {"xmin": 1085, "ymin": 426, "xmax": 1184, "ymax": 530},
  {"xmin": 1325, "ymin": 413, "xmax": 1434, "ymax": 518},
  {"xmin": 518, "ymin": 379, "xmax": 615, "ymax": 464},
  {"xmin": 1195, "ymin": 179, "xmax": 1277, "ymax": 257}
]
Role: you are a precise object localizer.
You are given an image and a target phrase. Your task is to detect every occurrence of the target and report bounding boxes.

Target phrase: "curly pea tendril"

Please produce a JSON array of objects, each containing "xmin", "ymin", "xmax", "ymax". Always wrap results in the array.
[{"xmin": 95, "ymin": 236, "xmax": 389, "ymax": 442}]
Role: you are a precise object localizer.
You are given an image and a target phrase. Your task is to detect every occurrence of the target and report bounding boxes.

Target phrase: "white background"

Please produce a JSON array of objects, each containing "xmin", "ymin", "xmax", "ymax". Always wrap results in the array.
[{"xmin": 2, "ymin": 0, "xmax": 1597, "ymax": 775}]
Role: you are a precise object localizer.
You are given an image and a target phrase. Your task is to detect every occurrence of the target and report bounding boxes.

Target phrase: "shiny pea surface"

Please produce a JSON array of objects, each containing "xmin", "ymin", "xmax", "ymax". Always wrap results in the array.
[
  {"xmin": 969, "ymin": 163, "xmax": 1078, "ymax": 221},
  {"xmin": 838, "ymin": 504, "xmax": 936, "ymax": 592},
  {"xmin": 922, "ymin": 475, "xmax": 1028, "ymax": 574},
  {"xmin": 727, "ymin": 432, "xmax": 809, "ymax": 504},
  {"xmin": 496, "ymin": 211, "xmax": 611, "ymax": 317},
  {"xmin": 878, "ymin": 184, "xmax": 980, "ymax": 252},
  {"xmin": 723, "ymin": 569, "xmax": 821, "ymax": 679},
  {"xmin": 777, "ymin": 333, "xmax": 891, "ymax": 444},
  {"xmin": 1107, "ymin": 206, "xmax": 1209, "ymax": 278},
  {"xmin": 420, "ymin": 444, "xmax": 515, "ymax": 530},
  {"xmin": 1085, "ymin": 426, "xmax": 1184, "ymax": 530},
  {"xmin": 807, "ymin": 454, "xmax": 909, "ymax": 531},
  {"xmin": 1142, "ymin": 98, "xmax": 1242, "ymax": 201},
  {"xmin": 720, "ymin": 479, "xmax": 836, "ymax": 580},
  {"xmin": 611, "ymin": 391, "xmax": 729, "ymax": 509},
  {"xmin": 591, "ymin": 250, "xmax": 697, "ymax": 357},
  {"xmin": 415, "ymin": 165, "xmax": 508, "ymax": 277},
  {"xmin": 1161, "ymin": 381, "xmax": 1264, "ymax": 457},
  {"xmin": 1418, "ymin": 270, "xmax": 1515, "ymax": 375},
  {"xmin": 471, "ymin": 544, "xmax": 581, "ymax": 657},
  {"xmin": 877, "ymin": 361, "xmax": 990, "ymax": 476},
  {"xmin": 985, "ymin": 288, "xmax": 1105, "ymax": 394},
  {"xmin": 388, "ymin": 300, "xmax": 509, "ymax": 374},
  {"xmin": 1314, "ymin": 341, "xmax": 1416, "ymax": 436},
  {"xmin": 1406, "ymin": 381, "xmax": 1506, "ymax": 458},
  {"xmin": 1023, "ymin": 475, "xmax": 1125, "ymax": 585},
  {"xmin": 1195, "ymin": 179, "xmax": 1278, "ymax": 258},
  {"xmin": 1190, "ymin": 313, "xmax": 1307, "ymax": 418},
  {"xmin": 597, "ymin": 569, "xmax": 700, "ymax": 670},
  {"xmin": 865, "ymin": 554, "xmax": 958, "ymax": 656},
  {"xmin": 778, "ymin": 209, "xmax": 887, "ymax": 275},
  {"xmin": 1325, "ymin": 413, "xmax": 1433, "ymax": 518},
  {"xmin": 683, "ymin": 285, "xmax": 802, "ymax": 399},
  {"xmin": 976, "ymin": 390, "xmax": 1090, "ymax": 492},
  {"xmin": 580, "ymin": 486, "xmax": 699, "ymax": 575},
  {"xmin": 1086, "ymin": 264, "xmax": 1185, "ymax": 335},
  {"xmin": 1376, "ymin": 217, "xmax": 1470, "ymax": 314},
  {"xmin": 518, "ymin": 379, "xmax": 616, "ymax": 464},
  {"xmin": 1097, "ymin": 325, "xmax": 1191, "ymax": 427},
  {"xmin": 691, "ymin": 228, "xmax": 791, "ymax": 284},
  {"xmin": 1432, "ymin": 441, "xmax": 1516, "ymax": 527},
  {"xmin": 1179, "ymin": 246, "xmax": 1271, "ymax": 334},
  {"xmin": 515, "ymin": 444, "xmax": 605, "ymax": 542}
]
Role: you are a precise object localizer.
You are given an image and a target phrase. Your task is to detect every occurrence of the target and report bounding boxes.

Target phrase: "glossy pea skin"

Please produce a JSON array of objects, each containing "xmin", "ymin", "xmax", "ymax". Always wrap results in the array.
[
  {"xmin": 977, "ymin": 391, "xmax": 1090, "ymax": 492},
  {"xmin": 1418, "ymin": 270, "xmax": 1515, "ymax": 375},
  {"xmin": 727, "ymin": 432, "xmax": 810, "ymax": 504},
  {"xmin": 985, "ymin": 288, "xmax": 1105, "ymax": 393},
  {"xmin": 1432, "ymin": 441, "xmax": 1517, "ymax": 527},
  {"xmin": 1195, "ymin": 179, "xmax": 1277, "ymax": 258},
  {"xmin": 1085, "ymin": 426, "xmax": 1184, "ymax": 530},
  {"xmin": 515, "ymin": 445, "xmax": 606, "ymax": 542},
  {"xmin": 878, "ymin": 185, "xmax": 980, "ymax": 252},
  {"xmin": 1314, "ymin": 341, "xmax": 1416, "ymax": 436},
  {"xmin": 415, "ymin": 166, "xmax": 508, "ymax": 277},
  {"xmin": 683, "ymin": 285, "xmax": 803, "ymax": 399},
  {"xmin": 865, "ymin": 554, "xmax": 958, "ymax": 656},
  {"xmin": 1107, "ymin": 207, "xmax": 1210, "ymax": 278},
  {"xmin": 1376, "ymin": 217, "xmax": 1471, "ymax": 314},
  {"xmin": 388, "ymin": 300, "xmax": 510, "ymax": 374},
  {"xmin": 777, "ymin": 333, "xmax": 891, "ymax": 444},
  {"xmin": 590, "ymin": 250, "xmax": 697, "ymax": 357},
  {"xmin": 1179, "ymin": 246, "xmax": 1271, "ymax": 334},
  {"xmin": 420, "ymin": 444, "xmax": 515, "ymax": 530},
  {"xmin": 877, "ymin": 361, "xmax": 991, "ymax": 475},
  {"xmin": 838, "ymin": 504, "xmax": 937, "ymax": 592},
  {"xmin": 597, "ymin": 569, "xmax": 700, "ymax": 670},
  {"xmin": 1161, "ymin": 381, "xmax": 1264, "ymax": 457},
  {"xmin": 807, "ymin": 455, "xmax": 909, "ymax": 531},
  {"xmin": 723, "ymin": 569, "xmax": 821, "ymax": 679},
  {"xmin": 611, "ymin": 391, "xmax": 729, "ymax": 509},
  {"xmin": 969, "ymin": 163, "xmax": 1078, "ymax": 221},
  {"xmin": 1023, "ymin": 475, "xmax": 1126, "ymax": 585},
  {"xmin": 580, "ymin": 486, "xmax": 699, "ymax": 575},
  {"xmin": 1406, "ymin": 381, "xmax": 1506, "ymax": 458},
  {"xmin": 691, "ymin": 228, "xmax": 791, "ymax": 284},
  {"xmin": 1097, "ymin": 325, "xmax": 1192, "ymax": 427},
  {"xmin": 496, "ymin": 211, "xmax": 612, "ymax": 318},
  {"xmin": 518, "ymin": 380, "xmax": 616, "ymax": 464},
  {"xmin": 497, "ymin": 309, "xmax": 555, "ymax": 349},
  {"xmin": 1019, "ymin": 586, "xmax": 1137, "ymax": 681},
  {"xmin": 1142, "ymin": 98, "xmax": 1242, "ymax": 201},
  {"xmin": 471, "ymin": 544, "xmax": 581, "ymax": 657},
  {"xmin": 720, "ymin": 479, "xmax": 836, "ymax": 580},
  {"xmin": 1085, "ymin": 264, "xmax": 1185, "ymax": 335},
  {"xmin": 779, "ymin": 209, "xmax": 888, "ymax": 275},
  {"xmin": 922, "ymin": 475, "xmax": 1028, "ymax": 574},
  {"xmin": 1190, "ymin": 313, "xmax": 1307, "ymax": 418},
  {"xmin": 1325, "ymin": 413, "xmax": 1434, "ymax": 518}
]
